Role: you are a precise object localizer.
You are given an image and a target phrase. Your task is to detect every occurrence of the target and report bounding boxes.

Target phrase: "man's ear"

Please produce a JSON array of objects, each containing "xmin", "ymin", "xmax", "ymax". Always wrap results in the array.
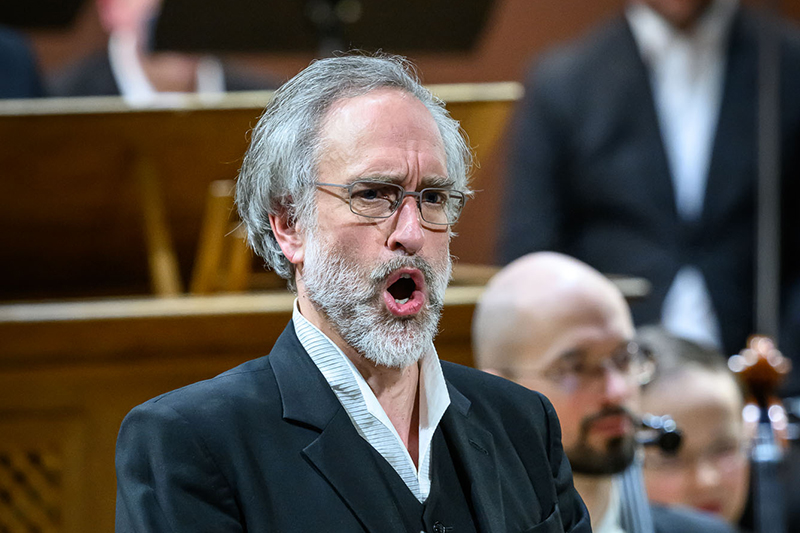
[{"xmin": 269, "ymin": 210, "xmax": 306, "ymax": 266}]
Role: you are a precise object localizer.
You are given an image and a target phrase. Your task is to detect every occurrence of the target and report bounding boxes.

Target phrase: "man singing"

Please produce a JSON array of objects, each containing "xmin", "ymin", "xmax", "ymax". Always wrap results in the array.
[{"xmin": 115, "ymin": 54, "xmax": 590, "ymax": 533}]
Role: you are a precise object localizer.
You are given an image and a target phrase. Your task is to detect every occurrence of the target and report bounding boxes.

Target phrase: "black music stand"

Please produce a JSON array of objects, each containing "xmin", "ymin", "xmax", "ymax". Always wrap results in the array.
[
  {"xmin": 0, "ymin": 0, "xmax": 86, "ymax": 28},
  {"xmin": 152, "ymin": 0, "xmax": 496, "ymax": 57}
]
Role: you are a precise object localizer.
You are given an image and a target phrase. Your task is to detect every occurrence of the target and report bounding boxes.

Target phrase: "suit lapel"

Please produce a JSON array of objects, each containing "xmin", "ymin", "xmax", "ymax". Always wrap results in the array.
[
  {"xmin": 440, "ymin": 382, "xmax": 504, "ymax": 533},
  {"xmin": 302, "ymin": 409, "xmax": 409, "ymax": 533},
  {"xmin": 611, "ymin": 18, "xmax": 679, "ymax": 221},
  {"xmin": 703, "ymin": 10, "xmax": 758, "ymax": 224},
  {"xmin": 268, "ymin": 323, "xmax": 408, "ymax": 533}
]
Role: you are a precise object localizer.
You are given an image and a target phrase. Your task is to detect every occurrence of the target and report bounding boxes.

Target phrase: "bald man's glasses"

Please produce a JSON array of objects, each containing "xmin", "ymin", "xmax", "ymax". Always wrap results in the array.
[
  {"xmin": 541, "ymin": 342, "xmax": 656, "ymax": 390},
  {"xmin": 315, "ymin": 181, "xmax": 467, "ymax": 226}
]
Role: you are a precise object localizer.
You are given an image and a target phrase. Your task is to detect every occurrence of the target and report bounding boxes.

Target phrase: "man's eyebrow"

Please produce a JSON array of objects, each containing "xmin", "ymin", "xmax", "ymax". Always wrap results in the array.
[
  {"xmin": 354, "ymin": 174, "xmax": 402, "ymax": 184},
  {"xmin": 551, "ymin": 349, "xmax": 584, "ymax": 366},
  {"xmin": 423, "ymin": 176, "xmax": 455, "ymax": 188},
  {"xmin": 353, "ymin": 175, "xmax": 456, "ymax": 189}
]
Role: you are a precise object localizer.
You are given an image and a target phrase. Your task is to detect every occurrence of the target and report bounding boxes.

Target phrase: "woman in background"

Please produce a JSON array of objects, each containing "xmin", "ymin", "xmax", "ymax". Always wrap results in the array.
[{"xmin": 637, "ymin": 326, "xmax": 750, "ymax": 527}]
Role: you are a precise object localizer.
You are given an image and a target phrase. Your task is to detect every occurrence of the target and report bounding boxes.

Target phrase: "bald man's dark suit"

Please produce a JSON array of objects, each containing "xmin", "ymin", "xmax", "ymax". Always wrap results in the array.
[
  {"xmin": 499, "ymin": 8, "xmax": 800, "ymax": 393},
  {"xmin": 115, "ymin": 324, "xmax": 590, "ymax": 532}
]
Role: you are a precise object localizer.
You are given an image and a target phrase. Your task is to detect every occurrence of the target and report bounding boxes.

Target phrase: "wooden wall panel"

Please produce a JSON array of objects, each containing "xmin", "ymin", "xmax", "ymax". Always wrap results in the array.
[
  {"xmin": 0, "ymin": 87, "xmax": 516, "ymax": 301},
  {"xmin": 0, "ymin": 414, "xmax": 86, "ymax": 533},
  {"xmin": 0, "ymin": 288, "xmax": 480, "ymax": 533}
]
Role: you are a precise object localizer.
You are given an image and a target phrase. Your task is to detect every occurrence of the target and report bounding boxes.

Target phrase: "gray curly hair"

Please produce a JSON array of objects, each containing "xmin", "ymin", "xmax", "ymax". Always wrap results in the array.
[{"xmin": 235, "ymin": 53, "xmax": 473, "ymax": 290}]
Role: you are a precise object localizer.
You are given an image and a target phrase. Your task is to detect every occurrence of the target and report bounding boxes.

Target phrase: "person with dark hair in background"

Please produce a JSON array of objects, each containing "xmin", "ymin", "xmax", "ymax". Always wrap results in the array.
[
  {"xmin": 49, "ymin": 0, "xmax": 276, "ymax": 102},
  {"xmin": 115, "ymin": 54, "xmax": 590, "ymax": 532},
  {"xmin": 0, "ymin": 24, "xmax": 44, "ymax": 98},
  {"xmin": 473, "ymin": 251, "xmax": 735, "ymax": 533},
  {"xmin": 636, "ymin": 326, "xmax": 750, "ymax": 528},
  {"xmin": 499, "ymin": 0, "xmax": 800, "ymax": 395},
  {"xmin": 638, "ymin": 326, "xmax": 800, "ymax": 532}
]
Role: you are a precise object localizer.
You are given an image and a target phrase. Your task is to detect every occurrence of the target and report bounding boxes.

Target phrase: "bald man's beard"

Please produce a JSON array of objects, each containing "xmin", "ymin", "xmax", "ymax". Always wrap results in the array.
[
  {"xmin": 301, "ymin": 232, "xmax": 451, "ymax": 369},
  {"xmin": 567, "ymin": 406, "xmax": 637, "ymax": 476}
]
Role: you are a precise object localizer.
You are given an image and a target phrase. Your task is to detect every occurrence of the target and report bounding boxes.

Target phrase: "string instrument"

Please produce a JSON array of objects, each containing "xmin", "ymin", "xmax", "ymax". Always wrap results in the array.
[
  {"xmin": 729, "ymin": 335, "xmax": 792, "ymax": 533},
  {"xmin": 637, "ymin": 414, "xmax": 682, "ymax": 454},
  {"xmin": 615, "ymin": 415, "xmax": 683, "ymax": 533}
]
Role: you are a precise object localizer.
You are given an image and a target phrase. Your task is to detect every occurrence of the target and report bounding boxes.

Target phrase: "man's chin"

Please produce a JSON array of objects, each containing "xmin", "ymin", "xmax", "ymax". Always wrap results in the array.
[
  {"xmin": 337, "ymin": 304, "xmax": 439, "ymax": 370},
  {"xmin": 356, "ymin": 329, "xmax": 428, "ymax": 369},
  {"xmin": 567, "ymin": 437, "xmax": 636, "ymax": 476}
]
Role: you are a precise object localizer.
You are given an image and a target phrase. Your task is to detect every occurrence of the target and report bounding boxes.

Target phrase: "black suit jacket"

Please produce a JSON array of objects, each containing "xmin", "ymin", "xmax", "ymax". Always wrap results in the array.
[
  {"xmin": 499, "ymin": 8, "xmax": 800, "ymax": 391},
  {"xmin": 116, "ymin": 323, "xmax": 590, "ymax": 532}
]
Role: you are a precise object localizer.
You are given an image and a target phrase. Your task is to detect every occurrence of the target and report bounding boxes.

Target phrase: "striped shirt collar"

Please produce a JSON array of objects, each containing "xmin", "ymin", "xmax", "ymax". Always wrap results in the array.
[{"xmin": 292, "ymin": 300, "xmax": 450, "ymax": 502}]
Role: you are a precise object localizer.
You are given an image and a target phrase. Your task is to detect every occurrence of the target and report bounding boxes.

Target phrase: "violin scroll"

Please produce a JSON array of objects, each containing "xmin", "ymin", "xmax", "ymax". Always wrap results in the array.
[{"xmin": 729, "ymin": 335, "xmax": 791, "ymax": 409}]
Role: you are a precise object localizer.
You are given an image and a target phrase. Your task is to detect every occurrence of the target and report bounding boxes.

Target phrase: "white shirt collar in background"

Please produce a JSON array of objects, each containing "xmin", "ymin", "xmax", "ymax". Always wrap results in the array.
[
  {"xmin": 107, "ymin": 31, "xmax": 225, "ymax": 107},
  {"xmin": 627, "ymin": 0, "xmax": 737, "ymax": 222},
  {"xmin": 626, "ymin": 0, "xmax": 736, "ymax": 350},
  {"xmin": 597, "ymin": 481, "xmax": 624, "ymax": 533}
]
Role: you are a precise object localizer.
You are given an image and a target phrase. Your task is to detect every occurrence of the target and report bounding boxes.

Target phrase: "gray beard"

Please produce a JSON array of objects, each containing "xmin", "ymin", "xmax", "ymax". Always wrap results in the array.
[{"xmin": 301, "ymin": 234, "xmax": 451, "ymax": 369}]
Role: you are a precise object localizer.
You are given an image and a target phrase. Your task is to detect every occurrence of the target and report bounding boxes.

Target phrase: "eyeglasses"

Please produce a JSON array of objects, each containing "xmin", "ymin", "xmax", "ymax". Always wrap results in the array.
[
  {"xmin": 315, "ymin": 180, "xmax": 467, "ymax": 226},
  {"xmin": 644, "ymin": 438, "xmax": 748, "ymax": 475},
  {"xmin": 540, "ymin": 342, "xmax": 656, "ymax": 390},
  {"xmin": 496, "ymin": 342, "xmax": 656, "ymax": 393}
]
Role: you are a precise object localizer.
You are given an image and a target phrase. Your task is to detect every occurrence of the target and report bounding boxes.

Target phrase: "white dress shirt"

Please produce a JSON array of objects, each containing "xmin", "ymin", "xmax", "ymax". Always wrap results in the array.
[
  {"xmin": 107, "ymin": 30, "xmax": 225, "ymax": 106},
  {"xmin": 596, "ymin": 481, "xmax": 625, "ymax": 533},
  {"xmin": 627, "ymin": 0, "xmax": 738, "ymax": 349},
  {"xmin": 292, "ymin": 301, "xmax": 451, "ymax": 503}
]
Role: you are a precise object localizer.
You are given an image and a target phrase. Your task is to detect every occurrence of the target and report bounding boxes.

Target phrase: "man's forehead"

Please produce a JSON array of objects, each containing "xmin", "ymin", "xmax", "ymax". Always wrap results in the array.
[
  {"xmin": 534, "ymin": 323, "xmax": 632, "ymax": 368},
  {"xmin": 322, "ymin": 88, "xmax": 432, "ymax": 128},
  {"xmin": 317, "ymin": 88, "xmax": 448, "ymax": 183}
]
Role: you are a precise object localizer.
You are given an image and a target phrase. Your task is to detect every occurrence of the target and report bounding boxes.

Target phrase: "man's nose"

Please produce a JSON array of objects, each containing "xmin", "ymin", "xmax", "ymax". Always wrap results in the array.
[
  {"xmin": 600, "ymin": 364, "xmax": 633, "ymax": 403},
  {"xmin": 693, "ymin": 458, "xmax": 722, "ymax": 489},
  {"xmin": 387, "ymin": 197, "xmax": 425, "ymax": 254}
]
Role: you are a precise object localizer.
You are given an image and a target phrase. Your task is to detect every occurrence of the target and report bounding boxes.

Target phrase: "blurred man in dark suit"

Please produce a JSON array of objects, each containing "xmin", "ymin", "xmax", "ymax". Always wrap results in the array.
[
  {"xmin": 499, "ymin": 0, "xmax": 800, "ymax": 395},
  {"xmin": 49, "ymin": 0, "xmax": 276, "ymax": 102}
]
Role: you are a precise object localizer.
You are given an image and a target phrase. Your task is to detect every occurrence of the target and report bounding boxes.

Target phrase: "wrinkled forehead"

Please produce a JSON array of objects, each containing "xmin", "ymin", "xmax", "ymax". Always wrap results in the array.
[
  {"xmin": 320, "ymin": 89, "xmax": 444, "ymax": 144},
  {"xmin": 316, "ymin": 89, "xmax": 448, "ymax": 184}
]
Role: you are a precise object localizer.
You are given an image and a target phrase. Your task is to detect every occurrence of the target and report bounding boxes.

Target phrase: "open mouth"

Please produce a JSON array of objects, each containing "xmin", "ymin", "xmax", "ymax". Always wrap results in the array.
[
  {"xmin": 583, "ymin": 407, "xmax": 636, "ymax": 439},
  {"xmin": 590, "ymin": 415, "xmax": 632, "ymax": 436},
  {"xmin": 383, "ymin": 269, "xmax": 426, "ymax": 316},
  {"xmin": 388, "ymin": 274, "xmax": 416, "ymax": 304}
]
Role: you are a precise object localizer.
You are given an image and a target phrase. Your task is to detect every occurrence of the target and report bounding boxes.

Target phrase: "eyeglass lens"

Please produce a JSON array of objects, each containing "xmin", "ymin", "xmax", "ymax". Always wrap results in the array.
[
  {"xmin": 547, "ymin": 343, "xmax": 654, "ymax": 385},
  {"xmin": 348, "ymin": 181, "xmax": 464, "ymax": 225}
]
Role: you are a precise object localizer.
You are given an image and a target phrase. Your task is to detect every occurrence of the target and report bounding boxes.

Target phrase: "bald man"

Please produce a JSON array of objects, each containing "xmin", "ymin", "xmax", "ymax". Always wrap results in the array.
[{"xmin": 473, "ymin": 252, "xmax": 735, "ymax": 533}]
